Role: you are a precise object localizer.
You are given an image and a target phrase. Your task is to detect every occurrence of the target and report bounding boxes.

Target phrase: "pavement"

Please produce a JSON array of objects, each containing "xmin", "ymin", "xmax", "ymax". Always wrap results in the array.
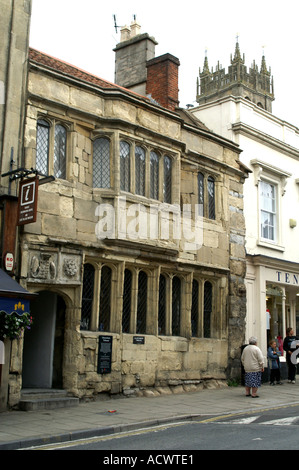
[{"xmin": 1, "ymin": 380, "xmax": 299, "ymax": 450}]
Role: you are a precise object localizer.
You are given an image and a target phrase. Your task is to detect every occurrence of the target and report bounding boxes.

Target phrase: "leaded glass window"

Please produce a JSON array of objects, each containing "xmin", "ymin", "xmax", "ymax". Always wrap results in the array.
[
  {"xmin": 93, "ymin": 137, "xmax": 110, "ymax": 188},
  {"xmin": 208, "ymin": 176, "xmax": 215, "ymax": 220},
  {"xmin": 198, "ymin": 173, "xmax": 204, "ymax": 217},
  {"xmin": 158, "ymin": 274, "xmax": 166, "ymax": 335},
  {"xmin": 54, "ymin": 124, "xmax": 67, "ymax": 179},
  {"xmin": 135, "ymin": 146, "xmax": 145, "ymax": 196},
  {"xmin": 163, "ymin": 156, "xmax": 172, "ymax": 203},
  {"xmin": 172, "ymin": 276, "xmax": 181, "ymax": 336},
  {"xmin": 204, "ymin": 281, "xmax": 212, "ymax": 338},
  {"xmin": 120, "ymin": 140, "xmax": 130, "ymax": 192},
  {"xmin": 36, "ymin": 119, "xmax": 49, "ymax": 175},
  {"xmin": 122, "ymin": 269, "xmax": 132, "ymax": 333},
  {"xmin": 150, "ymin": 151, "xmax": 159, "ymax": 200},
  {"xmin": 191, "ymin": 279, "xmax": 199, "ymax": 337},
  {"xmin": 81, "ymin": 263, "xmax": 95, "ymax": 330},
  {"xmin": 99, "ymin": 266, "xmax": 112, "ymax": 331},
  {"xmin": 137, "ymin": 271, "xmax": 147, "ymax": 334}
]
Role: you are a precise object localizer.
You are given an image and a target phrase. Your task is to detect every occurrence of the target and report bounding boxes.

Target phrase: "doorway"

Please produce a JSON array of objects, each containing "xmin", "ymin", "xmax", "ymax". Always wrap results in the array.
[{"xmin": 22, "ymin": 291, "xmax": 66, "ymax": 389}]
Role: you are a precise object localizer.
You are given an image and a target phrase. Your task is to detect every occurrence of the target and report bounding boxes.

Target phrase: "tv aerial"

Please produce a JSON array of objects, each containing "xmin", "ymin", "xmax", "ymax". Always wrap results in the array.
[{"xmin": 113, "ymin": 14, "xmax": 137, "ymax": 34}]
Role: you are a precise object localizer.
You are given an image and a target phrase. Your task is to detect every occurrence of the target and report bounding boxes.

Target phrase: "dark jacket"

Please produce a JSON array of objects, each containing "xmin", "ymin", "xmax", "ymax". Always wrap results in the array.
[{"xmin": 283, "ymin": 335, "xmax": 297, "ymax": 353}]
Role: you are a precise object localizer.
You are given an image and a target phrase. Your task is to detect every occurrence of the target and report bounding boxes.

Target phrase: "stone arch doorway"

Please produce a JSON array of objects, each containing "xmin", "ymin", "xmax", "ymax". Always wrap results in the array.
[{"xmin": 22, "ymin": 291, "xmax": 66, "ymax": 389}]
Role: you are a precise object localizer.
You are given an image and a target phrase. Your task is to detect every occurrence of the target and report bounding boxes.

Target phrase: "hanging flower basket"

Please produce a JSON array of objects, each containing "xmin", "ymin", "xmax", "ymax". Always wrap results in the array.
[{"xmin": 0, "ymin": 311, "xmax": 33, "ymax": 341}]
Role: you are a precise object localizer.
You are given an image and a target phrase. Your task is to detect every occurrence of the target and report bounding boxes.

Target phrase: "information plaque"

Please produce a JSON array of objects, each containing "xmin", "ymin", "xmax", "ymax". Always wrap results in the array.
[{"xmin": 97, "ymin": 335, "xmax": 112, "ymax": 374}]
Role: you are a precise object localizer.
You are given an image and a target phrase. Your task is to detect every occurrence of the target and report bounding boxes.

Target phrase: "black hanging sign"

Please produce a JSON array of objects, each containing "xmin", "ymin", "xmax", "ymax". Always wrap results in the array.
[
  {"xmin": 97, "ymin": 335, "xmax": 113, "ymax": 374},
  {"xmin": 17, "ymin": 176, "xmax": 39, "ymax": 225}
]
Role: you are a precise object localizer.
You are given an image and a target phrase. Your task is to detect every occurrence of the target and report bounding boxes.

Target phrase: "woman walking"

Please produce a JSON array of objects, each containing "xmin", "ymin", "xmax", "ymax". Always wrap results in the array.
[{"xmin": 241, "ymin": 337, "xmax": 264, "ymax": 398}]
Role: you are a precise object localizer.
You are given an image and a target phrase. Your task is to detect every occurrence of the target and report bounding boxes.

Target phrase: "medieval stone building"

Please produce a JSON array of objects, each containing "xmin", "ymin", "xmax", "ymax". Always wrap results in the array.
[{"xmin": 0, "ymin": 6, "xmax": 248, "ymax": 408}]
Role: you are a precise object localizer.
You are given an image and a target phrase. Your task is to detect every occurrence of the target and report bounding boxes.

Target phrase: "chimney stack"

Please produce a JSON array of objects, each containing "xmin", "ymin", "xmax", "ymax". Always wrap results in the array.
[
  {"xmin": 114, "ymin": 23, "xmax": 180, "ymax": 111},
  {"xmin": 146, "ymin": 54, "xmax": 180, "ymax": 111}
]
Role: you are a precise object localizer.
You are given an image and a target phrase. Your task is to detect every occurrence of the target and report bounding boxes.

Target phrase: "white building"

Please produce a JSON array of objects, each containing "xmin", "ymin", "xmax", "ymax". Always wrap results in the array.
[{"xmin": 191, "ymin": 42, "xmax": 299, "ymax": 360}]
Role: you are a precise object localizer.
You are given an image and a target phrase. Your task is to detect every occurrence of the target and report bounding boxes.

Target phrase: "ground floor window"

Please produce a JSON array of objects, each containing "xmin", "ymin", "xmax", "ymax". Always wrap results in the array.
[{"xmin": 81, "ymin": 261, "xmax": 220, "ymax": 338}]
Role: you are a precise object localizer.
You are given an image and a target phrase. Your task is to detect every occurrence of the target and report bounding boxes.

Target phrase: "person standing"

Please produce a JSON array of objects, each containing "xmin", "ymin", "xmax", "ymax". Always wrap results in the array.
[
  {"xmin": 241, "ymin": 337, "xmax": 264, "ymax": 398},
  {"xmin": 283, "ymin": 327, "xmax": 298, "ymax": 383},
  {"xmin": 267, "ymin": 340, "xmax": 282, "ymax": 385}
]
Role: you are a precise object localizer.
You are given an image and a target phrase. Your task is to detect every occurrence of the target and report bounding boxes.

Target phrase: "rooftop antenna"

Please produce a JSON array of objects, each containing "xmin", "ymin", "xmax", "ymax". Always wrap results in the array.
[{"xmin": 113, "ymin": 15, "xmax": 122, "ymax": 34}]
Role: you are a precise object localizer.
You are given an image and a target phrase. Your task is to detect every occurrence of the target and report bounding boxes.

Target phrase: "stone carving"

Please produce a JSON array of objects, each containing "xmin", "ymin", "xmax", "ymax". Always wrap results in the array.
[
  {"xmin": 63, "ymin": 258, "xmax": 78, "ymax": 278},
  {"xmin": 30, "ymin": 253, "xmax": 56, "ymax": 279}
]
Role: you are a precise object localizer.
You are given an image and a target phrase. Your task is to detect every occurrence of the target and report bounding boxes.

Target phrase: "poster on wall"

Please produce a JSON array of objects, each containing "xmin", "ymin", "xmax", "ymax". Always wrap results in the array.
[{"xmin": 97, "ymin": 335, "xmax": 112, "ymax": 374}]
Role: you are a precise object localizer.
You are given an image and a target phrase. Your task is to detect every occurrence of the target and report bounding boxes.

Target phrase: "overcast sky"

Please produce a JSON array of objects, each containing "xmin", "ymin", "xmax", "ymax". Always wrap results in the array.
[{"xmin": 29, "ymin": 0, "xmax": 299, "ymax": 127}]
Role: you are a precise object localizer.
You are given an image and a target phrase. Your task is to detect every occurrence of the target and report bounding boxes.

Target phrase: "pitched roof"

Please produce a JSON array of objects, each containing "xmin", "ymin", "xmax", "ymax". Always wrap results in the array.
[{"xmin": 29, "ymin": 48, "xmax": 147, "ymax": 100}]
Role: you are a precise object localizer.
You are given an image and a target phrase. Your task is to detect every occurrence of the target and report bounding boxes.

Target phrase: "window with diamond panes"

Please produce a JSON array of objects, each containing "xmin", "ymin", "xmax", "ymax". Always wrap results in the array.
[
  {"xmin": 136, "ymin": 271, "xmax": 147, "ymax": 334},
  {"xmin": 81, "ymin": 263, "xmax": 95, "ymax": 330},
  {"xmin": 163, "ymin": 156, "xmax": 172, "ymax": 203},
  {"xmin": 36, "ymin": 119, "xmax": 50, "ymax": 175},
  {"xmin": 99, "ymin": 266, "xmax": 112, "ymax": 331},
  {"xmin": 120, "ymin": 140, "xmax": 130, "ymax": 192},
  {"xmin": 158, "ymin": 274, "xmax": 166, "ymax": 335},
  {"xmin": 122, "ymin": 269, "xmax": 132, "ymax": 333},
  {"xmin": 191, "ymin": 279, "xmax": 199, "ymax": 337},
  {"xmin": 208, "ymin": 177, "xmax": 215, "ymax": 220},
  {"xmin": 54, "ymin": 124, "xmax": 67, "ymax": 179},
  {"xmin": 93, "ymin": 137, "xmax": 110, "ymax": 188},
  {"xmin": 198, "ymin": 173, "xmax": 204, "ymax": 217},
  {"xmin": 150, "ymin": 151, "xmax": 159, "ymax": 200},
  {"xmin": 135, "ymin": 146, "xmax": 145, "ymax": 196},
  {"xmin": 172, "ymin": 276, "xmax": 181, "ymax": 336},
  {"xmin": 204, "ymin": 281, "xmax": 212, "ymax": 338}
]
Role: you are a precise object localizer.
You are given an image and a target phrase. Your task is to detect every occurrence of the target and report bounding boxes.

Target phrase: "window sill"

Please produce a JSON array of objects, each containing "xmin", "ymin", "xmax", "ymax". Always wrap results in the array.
[{"xmin": 257, "ymin": 239, "xmax": 285, "ymax": 252}]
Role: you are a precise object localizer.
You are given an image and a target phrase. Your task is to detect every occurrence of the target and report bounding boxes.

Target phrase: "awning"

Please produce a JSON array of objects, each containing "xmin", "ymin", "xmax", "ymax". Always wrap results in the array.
[{"xmin": 0, "ymin": 268, "xmax": 37, "ymax": 315}]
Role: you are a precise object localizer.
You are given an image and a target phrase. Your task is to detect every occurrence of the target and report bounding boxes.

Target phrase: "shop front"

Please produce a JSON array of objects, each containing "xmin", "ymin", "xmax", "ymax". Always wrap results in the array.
[{"xmin": 246, "ymin": 255, "xmax": 299, "ymax": 379}]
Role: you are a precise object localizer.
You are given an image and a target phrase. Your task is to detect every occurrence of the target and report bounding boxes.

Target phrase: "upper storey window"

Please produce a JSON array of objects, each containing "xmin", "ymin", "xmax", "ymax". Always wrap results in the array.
[
  {"xmin": 93, "ymin": 137, "xmax": 111, "ymax": 188},
  {"xmin": 198, "ymin": 172, "xmax": 216, "ymax": 220},
  {"xmin": 36, "ymin": 119, "xmax": 67, "ymax": 179},
  {"xmin": 260, "ymin": 180, "xmax": 277, "ymax": 242},
  {"xmin": 120, "ymin": 140, "xmax": 130, "ymax": 192},
  {"xmin": 118, "ymin": 140, "xmax": 173, "ymax": 203}
]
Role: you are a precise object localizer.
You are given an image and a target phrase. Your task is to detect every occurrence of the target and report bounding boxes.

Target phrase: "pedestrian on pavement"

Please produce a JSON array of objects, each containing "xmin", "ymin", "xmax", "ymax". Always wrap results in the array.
[
  {"xmin": 241, "ymin": 337, "xmax": 264, "ymax": 398},
  {"xmin": 267, "ymin": 340, "xmax": 282, "ymax": 385},
  {"xmin": 283, "ymin": 327, "xmax": 298, "ymax": 383}
]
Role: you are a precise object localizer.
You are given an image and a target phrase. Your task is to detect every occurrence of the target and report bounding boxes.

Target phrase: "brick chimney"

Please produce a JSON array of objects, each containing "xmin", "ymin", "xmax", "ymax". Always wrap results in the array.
[
  {"xmin": 146, "ymin": 54, "xmax": 180, "ymax": 111},
  {"xmin": 114, "ymin": 23, "xmax": 180, "ymax": 111}
]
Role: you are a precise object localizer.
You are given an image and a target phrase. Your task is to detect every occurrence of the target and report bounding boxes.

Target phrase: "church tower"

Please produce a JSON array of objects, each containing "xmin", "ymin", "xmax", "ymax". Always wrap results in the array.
[{"xmin": 196, "ymin": 40, "xmax": 274, "ymax": 112}]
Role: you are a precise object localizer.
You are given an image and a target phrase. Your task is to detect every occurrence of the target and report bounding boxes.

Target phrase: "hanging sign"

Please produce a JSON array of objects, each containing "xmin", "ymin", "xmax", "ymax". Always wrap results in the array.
[{"xmin": 17, "ymin": 176, "xmax": 39, "ymax": 226}]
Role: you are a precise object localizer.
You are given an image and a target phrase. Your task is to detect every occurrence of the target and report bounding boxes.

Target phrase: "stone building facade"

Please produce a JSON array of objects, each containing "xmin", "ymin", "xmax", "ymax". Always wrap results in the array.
[{"xmin": 1, "ymin": 13, "xmax": 248, "ymax": 407}]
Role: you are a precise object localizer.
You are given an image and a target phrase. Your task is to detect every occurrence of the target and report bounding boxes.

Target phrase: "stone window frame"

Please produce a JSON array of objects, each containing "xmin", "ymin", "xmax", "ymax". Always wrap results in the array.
[
  {"xmin": 197, "ymin": 170, "xmax": 217, "ymax": 220},
  {"xmin": 117, "ymin": 134, "xmax": 177, "ymax": 204},
  {"xmin": 35, "ymin": 116, "xmax": 70, "ymax": 180},
  {"xmin": 80, "ymin": 260, "xmax": 118, "ymax": 333},
  {"xmin": 92, "ymin": 136, "xmax": 111, "ymax": 189},
  {"xmin": 81, "ymin": 261, "xmax": 223, "ymax": 340},
  {"xmin": 191, "ymin": 277, "xmax": 217, "ymax": 339}
]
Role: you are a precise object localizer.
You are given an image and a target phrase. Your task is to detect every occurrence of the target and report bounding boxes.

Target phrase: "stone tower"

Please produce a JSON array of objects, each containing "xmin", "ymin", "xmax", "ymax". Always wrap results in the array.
[{"xmin": 196, "ymin": 41, "xmax": 274, "ymax": 112}]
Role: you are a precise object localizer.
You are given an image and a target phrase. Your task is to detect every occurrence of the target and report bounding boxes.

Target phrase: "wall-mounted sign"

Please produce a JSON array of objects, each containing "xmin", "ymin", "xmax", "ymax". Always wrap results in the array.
[
  {"xmin": 17, "ymin": 176, "xmax": 38, "ymax": 226},
  {"xmin": 4, "ymin": 252, "xmax": 14, "ymax": 272},
  {"xmin": 133, "ymin": 336, "xmax": 145, "ymax": 344},
  {"xmin": 97, "ymin": 335, "xmax": 113, "ymax": 374}
]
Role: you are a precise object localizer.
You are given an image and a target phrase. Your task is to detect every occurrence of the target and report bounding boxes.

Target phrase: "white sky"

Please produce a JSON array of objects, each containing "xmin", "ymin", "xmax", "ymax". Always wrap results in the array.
[{"xmin": 29, "ymin": 0, "xmax": 299, "ymax": 127}]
